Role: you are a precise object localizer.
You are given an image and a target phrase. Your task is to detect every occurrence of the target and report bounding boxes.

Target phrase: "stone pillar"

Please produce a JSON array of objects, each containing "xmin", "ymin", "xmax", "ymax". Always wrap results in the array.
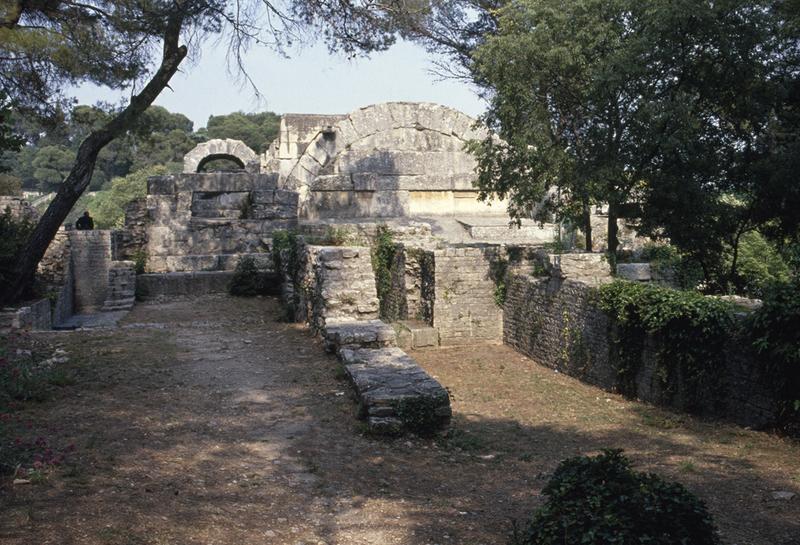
[{"xmin": 69, "ymin": 230, "xmax": 112, "ymax": 313}]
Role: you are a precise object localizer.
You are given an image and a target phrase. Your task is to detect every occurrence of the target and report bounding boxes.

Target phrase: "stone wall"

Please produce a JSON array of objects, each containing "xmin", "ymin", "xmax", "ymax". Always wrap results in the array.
[
  {"xmin": 277, "ymin": 238, "xmax": 381, "ymax": 332},
  {"xmin": 69, "ymin": 230, "xmax": 113, "ymax": 313},
  {"xmin": 35, "ymin": 228, "xmax": 74, "ymax": 326},
  {"xmin": 0, "ymin": 196, "xmax": 39, "ymax": 222},
  {"xmin": 274, "ymin": 103, "xmax": 509, "ymax": 218},
  {"xmin": 0, "ymin": 298, "xmax": 51, "ymax": 330},
  {"xmin": 113, "ymin": 198, "xmax": 148, "ymax": 262},
  {"xmin": 503, "ymin": 274, "xmax": 780, "ymax": 428},
  {"xmin": 102, "ymin": 261, "xmax": 136, "ymax": 311},
  {"xmin": 139, "ymin": 172, "xmax": 298, "ymax": 272},
  {"xmin": 427, "ymin": 246, "xmax": 505, "ymax": 345}
]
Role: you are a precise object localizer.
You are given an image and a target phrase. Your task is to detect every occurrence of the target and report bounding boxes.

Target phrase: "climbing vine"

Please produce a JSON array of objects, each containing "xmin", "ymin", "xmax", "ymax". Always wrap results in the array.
[
  {"xmin": 489, "ymin": 255, "xmax": 509, "ymax": 306},
  {"xmin": 371, "ymin": 224, "xmax": 397, "ymax": 320},
  {"xmin": 595, "ymin": 281, "xmax": 735, "ymax": 410},
  {"xmin": 271, "ymin": 229, "xmax": 298, "ymax": 273}
]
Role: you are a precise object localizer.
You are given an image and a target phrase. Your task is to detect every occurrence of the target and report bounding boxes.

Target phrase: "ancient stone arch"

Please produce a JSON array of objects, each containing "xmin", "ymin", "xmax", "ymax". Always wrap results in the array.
[
  {"xmin": 183, "ymin": 139, "xmax": 258, "ymax": 173},
  {"xmin": 283, "ymin": 102, "xmax": 488, "ymax": 200}
]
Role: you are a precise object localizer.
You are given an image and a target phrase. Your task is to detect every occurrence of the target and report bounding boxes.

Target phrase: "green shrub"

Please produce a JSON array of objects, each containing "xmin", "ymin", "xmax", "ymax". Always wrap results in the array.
[
  {"xmin": 131, "ymin": 249, "xmax": 147, "ymax": 275},
  {"xmin": 729, "ymin": 231, "xmax": 791, "ymax": 298},
  {"xmin": 371, "ymin": 225, "xmax": 397, "ymax": 320},
  {"xmin": 748, "ymin": 279, "xmax": 800, "ymax": 433},
  {"xmin": 228, "ymin": 256, "xmax": 267, "ymax": 296},
  {"xmin": 512, "ymin": 450, "xmax": 721, "ymax": 545},
  {"xmin": 0, "ymin": 173, "xmax": 22, "ymax": 196},
  {"xmin": 272, "ymin": 229, "xmax": 298, "ymax": 273},
  {"xmin": 0, "ymin": 207, "xmax": 35, "ymax": 301},
  {"xmin": 639, "ymin": 242, "xmax": 704, "ymax": 290},
  {"xmin": 596, "ymin": 281, "xmax": 735, "ymax": 408}
]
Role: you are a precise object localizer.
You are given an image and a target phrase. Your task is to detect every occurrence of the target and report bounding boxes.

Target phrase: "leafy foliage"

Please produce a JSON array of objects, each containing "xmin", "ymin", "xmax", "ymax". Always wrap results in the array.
[
  {"xmin": 728, "ymin": 232, "xmax": 792, "ymax": 298},
  {"xmin": 638, "ymin": 242, "xmax": 704, "ymax": 291},
  {"xmin": 0, "ymin": 173, "xmax": 22, "ymax": 196},
  {"xmin": 200, "ymin": 111, "xmax": 281, "ymax": 153},
  {"xmin": 596, "ymin": 281, "xmax": 735, "ymax": 409},
  {"xmin": 469, "ymin": 0, "xmax": 800, "ymax": 279},
  {"xmin": 228, "ymin": 256, "xmax": 269, "ymax": 297},
  {"xmin": 87, "ymin": 166, "xmax": 169, "ymax": 229},
  {"xmin": 272, "ymin": 230, "xmax": 298, "ymax": 273},
  {"xmin": 0, "ymin": 208, "xmax": 34, "ymax": 297},
  {"xmin": 370, "ymin": 225, "xmax": 396, "ymax": 320},
  {"xmin": 748, "ymin": 279, "xmax": 800, "ymax": 432},
  {"xmin": 513, "ymin": 450, "xmax": 721, "ymax": 545}
]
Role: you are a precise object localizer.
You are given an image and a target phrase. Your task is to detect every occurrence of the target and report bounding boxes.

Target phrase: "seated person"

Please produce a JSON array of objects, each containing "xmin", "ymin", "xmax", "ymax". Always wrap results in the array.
[{"xmin": 75, "ymin": 211, "xmax": 94, "ymax": 230}]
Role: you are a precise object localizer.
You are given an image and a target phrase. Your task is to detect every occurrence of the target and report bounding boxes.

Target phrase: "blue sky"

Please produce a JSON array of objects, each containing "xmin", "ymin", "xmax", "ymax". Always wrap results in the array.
[{"xmin": 73, "ymin": 39, "xmax": 486, "ymax": 130}]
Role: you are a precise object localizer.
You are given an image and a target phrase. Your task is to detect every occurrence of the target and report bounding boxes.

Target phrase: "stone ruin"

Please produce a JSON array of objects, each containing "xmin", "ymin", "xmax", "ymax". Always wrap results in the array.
[{"xmin": 5, "ymin": 101, "xmax": 778, "ymax": 434}]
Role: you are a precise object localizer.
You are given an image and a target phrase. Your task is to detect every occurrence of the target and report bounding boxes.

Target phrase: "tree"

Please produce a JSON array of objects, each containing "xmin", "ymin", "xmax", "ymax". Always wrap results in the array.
[
  {"xmin": 469, "ymin": 0, "xmax": 799, "ymax": 289},
  {"xmin": 0, "ymin": 91, "xmax": 22, "ymax": 160},
  {"xmin": 0, "ymin": 0, "xmax": 405, "ymax": 305},
  {"xmin": 31, "ymin": 145, "xmax": 75, "ymax": 191},
  {"xmin": 88, "ymin": 165, "xmax": 169, "ymax": 229},
  {"xmin": 203, "ymin": 111, "xmax": 280, "ymax": 153}
]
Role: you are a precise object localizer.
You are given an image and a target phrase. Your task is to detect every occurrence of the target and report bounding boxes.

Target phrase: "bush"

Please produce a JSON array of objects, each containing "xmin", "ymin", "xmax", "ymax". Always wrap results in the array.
[
  {"xmin": 0, "ymin": 207, "xmax": 35, "ymax": 301},
  {"xmin": 596, "ymin": 281, "xmax": 735, "ymax": 409},
  {"xmin": 513, "ymin": 450, "xmax": 721, "ymax": 545},
  {"xmin": 228, "ymin": 256, "xmax": 267, "ymax": 296},
  {"xmin": 729, "ymin": 231, "xmax": 791, "ymax": 298},
  {"xmin": 639, "ymin": 242, "xmax": 704, "ymax": 290},
  {"xmin": 0, "ymin": 173, "xmax": 22, "ymax": 196},
  {"xmin": 748, "ymin": 279, "xmax": 800, "ymax": 434}
]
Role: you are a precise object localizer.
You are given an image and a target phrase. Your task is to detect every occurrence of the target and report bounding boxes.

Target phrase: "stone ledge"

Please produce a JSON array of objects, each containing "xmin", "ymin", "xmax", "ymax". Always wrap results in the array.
[
  {"xmin": 339, "ymin": 347, "xmax": 451, "ymax": 435},
  {"xmin": 323, "ymin": 319, "xmax": 397, "ymax": 353}
]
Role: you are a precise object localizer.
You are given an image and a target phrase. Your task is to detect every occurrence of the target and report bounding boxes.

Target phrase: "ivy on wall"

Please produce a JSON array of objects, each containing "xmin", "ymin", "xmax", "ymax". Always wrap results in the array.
[
  {"xmin": 748, "ymin": 280, "xmax": 800, "ymax": 434},
  {"xmin": 371, "ymin": 224, "xmax": 397, "ymax": 320},
  {"xmin": 595, "ymin": 281, "xmax": 736, "ymax": 410}
]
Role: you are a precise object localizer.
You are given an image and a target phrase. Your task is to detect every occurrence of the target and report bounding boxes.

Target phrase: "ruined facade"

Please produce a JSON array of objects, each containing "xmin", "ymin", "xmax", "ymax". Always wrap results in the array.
[{"xmin": 128, "ymin": 102, "xmax": 555, "ymax": 275}]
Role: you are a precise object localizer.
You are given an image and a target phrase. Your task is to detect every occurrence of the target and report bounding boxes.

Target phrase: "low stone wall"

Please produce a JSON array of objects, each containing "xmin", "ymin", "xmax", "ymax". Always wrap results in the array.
[
  {"xmin": 0, "ymin": 196, "xmax": 39, "ymax": 222},
  {"xmin": 0, "ymin": 298, "xmax": 52, "ymax": 330},
  {"xmin": 102, "ymin": 261, "xmax": 136, "ymax": 311},
  {"xmin": 503, "ymin": 274, "xmax": 780, "ymax": 428},
  {"xmin": 38, "ymin": 228, "xmax": 74, "ymax": 325},
  {"xmin": 136, "ymin": 271, "xmax": 239, "ymax": 301}
]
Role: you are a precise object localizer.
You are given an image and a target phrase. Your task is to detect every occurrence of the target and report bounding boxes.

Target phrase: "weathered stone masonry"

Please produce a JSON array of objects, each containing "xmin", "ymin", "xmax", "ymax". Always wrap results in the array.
[{"xmin": 503, "ymin": 274, "xmax": 780, "ymax": 428}]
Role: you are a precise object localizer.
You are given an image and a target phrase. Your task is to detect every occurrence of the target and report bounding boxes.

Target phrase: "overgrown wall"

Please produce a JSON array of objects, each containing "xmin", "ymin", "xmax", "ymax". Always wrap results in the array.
[{"xmin": 503, "ymin": 274, "xmax": 780, "ymax": 428}]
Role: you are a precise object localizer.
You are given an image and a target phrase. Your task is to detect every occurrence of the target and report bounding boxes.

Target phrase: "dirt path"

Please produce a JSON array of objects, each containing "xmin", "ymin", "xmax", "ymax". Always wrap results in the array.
[{"xmin": 2, "ymin": 295, "xmax": 799, "ymax": 545}]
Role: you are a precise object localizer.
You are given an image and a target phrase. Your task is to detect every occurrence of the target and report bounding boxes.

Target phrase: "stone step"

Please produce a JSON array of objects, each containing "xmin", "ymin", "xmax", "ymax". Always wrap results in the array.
[
  {"xmin": 339, "ymin": 347, "xmax": 451, "ymax": 435},
  {"xmin": 394, "ymin": 320, "xmax": 439, "ymax": 350},
  {"xmin": 101, "ymin": 297, "xmax": 136, "ymax": 311},
  {"xmin": 322, "ymin": 319, "xmax": 396, "ymax": 354}
]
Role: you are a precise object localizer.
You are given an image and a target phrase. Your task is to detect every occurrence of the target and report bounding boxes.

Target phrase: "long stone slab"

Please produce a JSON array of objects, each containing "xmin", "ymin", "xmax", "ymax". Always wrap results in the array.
[
  {"xmin": 323, "ymin": 319, "xmax": 396, "ymax": 353},
  {"xmin": 339, "ymin": 347, "xmax": 451, "ymax": 435}
]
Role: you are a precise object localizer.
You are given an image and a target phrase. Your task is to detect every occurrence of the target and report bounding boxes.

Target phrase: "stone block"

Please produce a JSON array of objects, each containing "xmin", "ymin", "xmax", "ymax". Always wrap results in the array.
[
  {"xmin": 147, "ymin": 176, "xmax": 175, "ymax": 195},
  {"xmin": 340, "ymin": 347, "xmax": 451, "ymax": 435},
  {"xmin": 323, "ymin": 319, "xmax": 397, "ymax": 353},
  {"xmin": 616, "ymin": 262, "xmax": 652, "ymax": 281}
]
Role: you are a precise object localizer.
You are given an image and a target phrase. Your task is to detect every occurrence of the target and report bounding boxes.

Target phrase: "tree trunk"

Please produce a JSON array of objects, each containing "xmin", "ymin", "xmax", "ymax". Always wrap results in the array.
[
  {"xmin": 582, "ymin": 200, "xmax": 593, "ymax": 252},
  {"xmin": 607, "ymin": 201, "xmax": 619, "ymax": 260},
  {"xmin": 0, "ymin": 15, "xmax": 188, "ymax": 307}
]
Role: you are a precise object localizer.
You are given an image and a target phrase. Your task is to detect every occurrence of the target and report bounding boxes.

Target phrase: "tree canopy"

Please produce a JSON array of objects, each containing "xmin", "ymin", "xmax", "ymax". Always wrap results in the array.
[{"xmin": 469, "ymin": 0, "xmax": 800, "ymax": 290}]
